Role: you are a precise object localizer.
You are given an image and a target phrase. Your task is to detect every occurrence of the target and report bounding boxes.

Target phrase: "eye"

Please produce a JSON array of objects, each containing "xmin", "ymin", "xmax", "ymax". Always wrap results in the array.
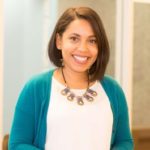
[
  {"xmin": 89, "ymin": 38, "xmax": 97, "ymax": 44},
  {"xmin": 70, "ymin": 36, "xmax": 79, "ymax": 42}
]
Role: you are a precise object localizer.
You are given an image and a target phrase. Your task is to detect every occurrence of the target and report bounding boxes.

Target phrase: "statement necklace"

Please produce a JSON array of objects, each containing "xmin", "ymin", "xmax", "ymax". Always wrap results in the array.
[{"xmin": 61, "ymin": 68, "xmax": 97, "ymax": 106}]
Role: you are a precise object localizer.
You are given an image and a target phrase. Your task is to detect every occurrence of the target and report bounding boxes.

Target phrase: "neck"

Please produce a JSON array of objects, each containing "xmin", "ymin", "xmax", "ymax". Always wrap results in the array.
[{"xmin": 61, "ymin": 67, "xmax": 88, "ymax": 89}]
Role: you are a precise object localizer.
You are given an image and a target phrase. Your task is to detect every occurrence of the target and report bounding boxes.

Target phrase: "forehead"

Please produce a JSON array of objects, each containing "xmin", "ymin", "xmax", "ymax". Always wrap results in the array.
[{"xmin": 64, "ymin": 19, "xmax": 95, "ymax": 36}]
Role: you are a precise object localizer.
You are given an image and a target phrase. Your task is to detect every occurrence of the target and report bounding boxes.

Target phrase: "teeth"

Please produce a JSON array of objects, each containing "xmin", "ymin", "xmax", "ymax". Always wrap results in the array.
[{"xmin": 73, "ymin": 55, "xmax": 88, "ymax": 62}]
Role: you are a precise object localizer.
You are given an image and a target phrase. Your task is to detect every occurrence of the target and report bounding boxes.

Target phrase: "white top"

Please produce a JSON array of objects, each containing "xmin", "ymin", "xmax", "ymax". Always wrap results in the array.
[{"xmin": 45, "ymin": 76, "xmax": 113, "ymax": 150}]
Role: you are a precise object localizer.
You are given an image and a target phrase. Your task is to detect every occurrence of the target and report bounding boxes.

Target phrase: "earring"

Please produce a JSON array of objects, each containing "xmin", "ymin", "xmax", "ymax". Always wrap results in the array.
[{"xmin": 61, "ymin": 59, "xmax": 64, "ymax": 67}]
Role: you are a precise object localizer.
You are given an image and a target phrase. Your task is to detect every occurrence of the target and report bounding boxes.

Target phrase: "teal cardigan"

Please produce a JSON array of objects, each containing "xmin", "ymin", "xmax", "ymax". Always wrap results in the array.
[{"xmin": 9, "ymin": 70, "xmax": 133, "ymax": 150}]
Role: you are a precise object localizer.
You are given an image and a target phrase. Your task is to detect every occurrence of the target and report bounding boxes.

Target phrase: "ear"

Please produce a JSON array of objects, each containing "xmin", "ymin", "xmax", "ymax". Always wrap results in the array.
[{"xmin": 56, "ymin": 33, "xmax": 62, "ymax": 50}]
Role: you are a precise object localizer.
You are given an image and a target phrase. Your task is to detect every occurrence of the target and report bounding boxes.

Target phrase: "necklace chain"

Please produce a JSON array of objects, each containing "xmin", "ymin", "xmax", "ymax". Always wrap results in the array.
[{"xmin": 61, "ymin": 68, "xmax": 97, "ymax": 106}]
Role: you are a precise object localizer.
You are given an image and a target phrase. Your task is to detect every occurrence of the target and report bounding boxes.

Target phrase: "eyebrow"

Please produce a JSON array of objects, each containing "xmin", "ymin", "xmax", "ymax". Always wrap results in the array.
[
  {"xmin": 70, "ymin": 33, "xmax": 80, "ymax": 37},
  {"xmin": 70, "ymin": 33, "xmax": 96, "ymax": 38}
]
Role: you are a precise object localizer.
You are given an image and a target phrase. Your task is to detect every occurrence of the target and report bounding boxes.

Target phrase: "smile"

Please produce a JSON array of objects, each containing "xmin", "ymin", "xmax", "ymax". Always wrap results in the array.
[{"xmin": 73, "ymin": 55, "xmax": 88, "ymax": 64}]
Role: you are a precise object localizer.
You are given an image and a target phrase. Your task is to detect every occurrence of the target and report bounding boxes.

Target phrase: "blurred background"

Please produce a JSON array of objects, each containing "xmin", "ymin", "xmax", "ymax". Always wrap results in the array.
[{"xmin": 0, "ymin": 0, "xmax": 150, "ymax": 149}]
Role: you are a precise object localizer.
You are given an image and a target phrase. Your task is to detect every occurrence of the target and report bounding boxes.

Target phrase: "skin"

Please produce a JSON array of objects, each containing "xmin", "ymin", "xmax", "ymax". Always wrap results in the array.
[{"xmin": 54, "ymin": 19, "xmax": 98, "ymax": 89}]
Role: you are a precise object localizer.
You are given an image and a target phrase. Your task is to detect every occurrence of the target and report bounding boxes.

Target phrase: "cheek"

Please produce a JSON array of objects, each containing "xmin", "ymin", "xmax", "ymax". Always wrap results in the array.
[
  {"xmin": 92, "ymin": 48, "xmax": 98, "ymax": 58},
  {"xmin": 61, "ymin": 43, "xmax": 76, "ymax": 53},
  {"xmin": 91, "ymin": 49, "xmax": 98, "ymax": 64},
  {"xmin": 61, "ymin": 44, "xmax": 74, "ymax": 59}
]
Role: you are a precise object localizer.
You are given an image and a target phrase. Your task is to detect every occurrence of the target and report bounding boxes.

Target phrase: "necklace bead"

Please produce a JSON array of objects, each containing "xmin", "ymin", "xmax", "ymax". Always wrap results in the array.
[
  {"xmin": 67, "ymin": 93, "xmax": 75, "ymax": 101},
  {"xmin": 77, "ymin": 96, "xmax": 84, "ymax": 105},
  {"xmin": 61, "ymin": 67, "xmax": 97, "ymax": 105},
  {"xmin": 61, "ymin": 87, "xmax": 70, "ymax": 95},
  {"xmin": 83, "ymin": 93, "xmax": 94, "ymax": 102}
]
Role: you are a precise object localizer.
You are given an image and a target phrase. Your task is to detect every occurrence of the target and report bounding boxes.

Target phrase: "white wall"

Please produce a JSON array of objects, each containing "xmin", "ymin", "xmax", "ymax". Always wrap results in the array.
[
  {"xmin": 0, "ymin": 0, "xmax": 4, "ymax": 145},
  {"xmin": 115, "ymin": 0, "xmax": 133, "ymax": 123},
  {"xmin": 3, "ymin": 0, "xmax": 44, "ymax": 134}
]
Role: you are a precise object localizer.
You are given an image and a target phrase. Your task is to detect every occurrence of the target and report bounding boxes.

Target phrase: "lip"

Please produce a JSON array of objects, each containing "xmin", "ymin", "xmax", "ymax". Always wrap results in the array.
[{"xmin": 72, "ymin": 55, "xmax": 89, "ymax": 64}]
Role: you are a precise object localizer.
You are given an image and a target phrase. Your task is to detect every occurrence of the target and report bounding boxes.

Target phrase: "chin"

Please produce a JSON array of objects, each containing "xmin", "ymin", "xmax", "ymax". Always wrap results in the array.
[{"xmin": 71, "ymin": 67, "xmax": 89, "ymax": 74}]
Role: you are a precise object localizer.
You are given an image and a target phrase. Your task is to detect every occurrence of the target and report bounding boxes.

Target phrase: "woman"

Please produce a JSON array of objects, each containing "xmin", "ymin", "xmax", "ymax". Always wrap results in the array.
[{"xmin": 9, "ymin": 7, "xmax": 133, "ymax": 150}]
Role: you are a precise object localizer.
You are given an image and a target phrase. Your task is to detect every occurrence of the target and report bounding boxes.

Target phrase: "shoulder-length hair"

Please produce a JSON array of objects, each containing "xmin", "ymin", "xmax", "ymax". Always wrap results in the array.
[{"xmin": 48, "ymin": 7, "xmax": 110, "ymax": 81}]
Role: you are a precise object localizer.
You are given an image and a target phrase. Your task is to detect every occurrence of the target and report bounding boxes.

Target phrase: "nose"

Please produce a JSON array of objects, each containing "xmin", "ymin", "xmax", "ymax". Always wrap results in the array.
[{"xmin": 78, "ymin": 41, "xmax": 88, "ymax": 52}]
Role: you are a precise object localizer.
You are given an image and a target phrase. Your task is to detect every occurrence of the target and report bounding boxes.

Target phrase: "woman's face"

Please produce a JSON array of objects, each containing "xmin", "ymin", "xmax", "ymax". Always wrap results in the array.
[{"xmin": 56, "ymin": 19, "xmax": 98, "ymax": 74}]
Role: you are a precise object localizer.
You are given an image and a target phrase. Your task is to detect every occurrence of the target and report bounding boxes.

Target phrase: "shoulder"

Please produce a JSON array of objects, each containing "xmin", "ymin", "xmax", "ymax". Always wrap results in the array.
[
  {"xmin": 16, "ymin": 69, "xmax": 54, "ymax": 108},
  {"xmin": 25, "ymin": 69, "xmax": 54, "ymax": 89},
  {"xmin": 19, "ymin": 69, "xmax": 54, "ymax": 100},
  {"xmin": 101, "ymin": 75, "xmax": 127, "ymax": 108},
  {"xmin": 101, "ymin": 75, "xmax": 123, "ymax": 93}
]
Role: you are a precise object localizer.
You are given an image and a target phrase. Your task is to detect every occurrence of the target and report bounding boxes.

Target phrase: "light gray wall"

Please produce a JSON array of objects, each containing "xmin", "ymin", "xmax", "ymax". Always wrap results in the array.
[
  {"xmin": 133, "ymin": 3, "xmax": 150, "ymax": 128},
  {"xmin": 3, "ymin": 0, "xmax": 44, "ymax": 134}
]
